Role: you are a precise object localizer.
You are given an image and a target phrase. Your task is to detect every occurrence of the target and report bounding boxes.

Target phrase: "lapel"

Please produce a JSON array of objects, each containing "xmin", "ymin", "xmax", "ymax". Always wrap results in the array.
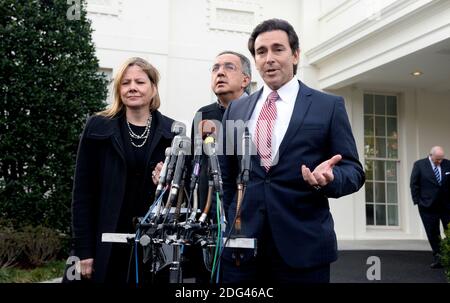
[
  {"xmin": 276, "ymin": 81, "xmax": 313, "ymax": 161},
  {"xmin": 244, "ymin": 89, "xmax": 263, "ymax": 121},
  {"xmin": 87, "ymin": 113, "xmax": 126, "ymax": 164}
]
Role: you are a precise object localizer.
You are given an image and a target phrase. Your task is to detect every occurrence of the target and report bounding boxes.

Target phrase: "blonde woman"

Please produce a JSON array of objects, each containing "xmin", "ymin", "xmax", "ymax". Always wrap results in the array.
[{"xmin": 65, "ymin": 57, "xmax": 175, "ymax": 283}]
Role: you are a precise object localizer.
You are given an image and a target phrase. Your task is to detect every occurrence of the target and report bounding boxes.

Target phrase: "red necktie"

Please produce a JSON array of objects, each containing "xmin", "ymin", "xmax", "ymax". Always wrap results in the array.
[{"xmin": 255, "ymin": 91, "xmax": 278, "ymax": 171}]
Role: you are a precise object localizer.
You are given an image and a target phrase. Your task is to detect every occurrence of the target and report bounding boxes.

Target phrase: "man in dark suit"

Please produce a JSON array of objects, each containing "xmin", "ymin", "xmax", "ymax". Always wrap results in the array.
[
  {"xmin": 151, "ymin": 51, "xmax": 252, "ymax": 282},
  {"xmin": 219, "ymin": 18, "xmax": 365, "ymax": 283},
  {"xmin": 410, "ymin": 146, "xmax": 450, "ymax": 268}
]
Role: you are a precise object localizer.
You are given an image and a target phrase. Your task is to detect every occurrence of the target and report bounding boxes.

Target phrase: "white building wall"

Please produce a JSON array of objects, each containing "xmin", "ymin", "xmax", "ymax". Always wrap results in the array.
[
  {"xmin": 88, "ymin": 0, "xmax": 303, "ymax": 133},
  {"xmin": 86, "ymin": 0, "xmax": 448, "ymax": 243}
]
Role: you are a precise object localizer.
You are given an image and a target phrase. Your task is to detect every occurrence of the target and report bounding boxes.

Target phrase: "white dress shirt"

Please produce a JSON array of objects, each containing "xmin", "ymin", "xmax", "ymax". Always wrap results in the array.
[{"xmin": 248, "ymin": 77, "xmax": 300, "ymax": 163}]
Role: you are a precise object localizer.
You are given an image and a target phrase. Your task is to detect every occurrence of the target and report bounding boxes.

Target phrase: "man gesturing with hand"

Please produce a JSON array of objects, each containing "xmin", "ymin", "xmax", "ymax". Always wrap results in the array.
[{"xmin": 219, "ymin": 19, "xmax": 365, "ymax": 283}]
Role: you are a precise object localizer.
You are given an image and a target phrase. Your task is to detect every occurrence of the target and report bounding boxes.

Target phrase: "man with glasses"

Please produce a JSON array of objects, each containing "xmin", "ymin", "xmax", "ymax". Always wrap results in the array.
[
  {"xmin": 186, "ymin": 51, "xmax": 252, "ymax": 282},
  {"xmin": 190, "ymin": 51, "xmax": 252, "ymax": 207},
  {"xmin": 152, "ymin": 51, "xmax": 252, "ymax": 282},
  {"xmin": 410, "ymin": 146, "xmax": 450, "ymax": 268}
]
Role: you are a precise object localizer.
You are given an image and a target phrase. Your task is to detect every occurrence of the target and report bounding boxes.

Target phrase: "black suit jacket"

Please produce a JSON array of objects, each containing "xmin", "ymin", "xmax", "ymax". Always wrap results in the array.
[
  {"xmin": 410, "ymin": 157, "xmax": 450, "ymax": 208},
  {"xmin": 219, "ymin": 81, "xmax": 365, "ymax": 269}
]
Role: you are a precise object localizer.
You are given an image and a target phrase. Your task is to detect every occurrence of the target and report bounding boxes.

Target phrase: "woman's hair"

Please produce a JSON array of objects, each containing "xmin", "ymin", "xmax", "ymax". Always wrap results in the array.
[{"xmin": 98, "ymin": 57, "xmax": 161, "ymax": 117}]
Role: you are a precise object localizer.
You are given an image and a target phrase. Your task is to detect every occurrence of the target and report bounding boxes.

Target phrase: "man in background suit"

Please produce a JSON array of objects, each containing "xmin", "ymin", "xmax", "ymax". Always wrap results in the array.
[
  {"xmin": 410, "ymin": 146, "xmax": 450, "ymax": 268},
  {"xmin": 219, "ymin": 18, "xmax": 365, "ymax": 283},
  {"xmin": 151, "ymin": 51, "xmax": 252, "ymax": 282}
]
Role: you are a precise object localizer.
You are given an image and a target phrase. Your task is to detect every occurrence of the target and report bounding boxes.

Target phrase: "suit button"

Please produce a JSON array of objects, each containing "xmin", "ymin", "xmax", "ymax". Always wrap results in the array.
[{"xmin": 265, "ymin": 178, "xmax": 270, "ymax": 184}]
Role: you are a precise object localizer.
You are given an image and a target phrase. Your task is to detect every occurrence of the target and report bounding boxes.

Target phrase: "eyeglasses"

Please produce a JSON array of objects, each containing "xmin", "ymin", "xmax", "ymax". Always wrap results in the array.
[{"xmin": 211, "ymin": 62, "xmax": 239, "ymax": 73}]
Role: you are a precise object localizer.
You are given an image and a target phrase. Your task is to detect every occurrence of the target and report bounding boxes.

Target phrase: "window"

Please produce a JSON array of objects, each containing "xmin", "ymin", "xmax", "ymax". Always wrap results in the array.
[
  {"xmin": 98, "ymin": 68, "xmax": 113, "ymax": 104},
  {"xmin": 364, "ymin": 93, "xmax": 399, "ymax": 226}
]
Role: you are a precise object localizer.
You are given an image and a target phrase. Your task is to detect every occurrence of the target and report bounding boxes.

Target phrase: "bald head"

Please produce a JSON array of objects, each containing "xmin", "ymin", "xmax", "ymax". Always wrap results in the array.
[{"xmin": 430, "ymin": 146, "xmax": 445, "ymax": 166}]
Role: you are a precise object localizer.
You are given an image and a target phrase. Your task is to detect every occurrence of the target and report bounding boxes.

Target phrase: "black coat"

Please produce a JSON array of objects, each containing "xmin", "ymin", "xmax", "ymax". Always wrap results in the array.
[
  {"xmin": 410, "ymin": 157, "xmax": 450, "ymax": 208},
  {"xmin": 68, "ymin": 110, "xmax": 174, "ymax": 282}
]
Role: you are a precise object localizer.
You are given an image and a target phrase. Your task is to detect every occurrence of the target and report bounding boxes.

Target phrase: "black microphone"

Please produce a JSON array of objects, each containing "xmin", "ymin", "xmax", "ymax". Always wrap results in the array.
[
  {"xmin": 203, "ymin": 136, "xmax": 223, "ymax": 198},
  {"xmin": 161, "ymin": 137, "xmax": 191, "ymax": 216},
  {"xmin": 172, "ymin": 137, "xmax": 191, "ymax": 192},
  {"xmin": 240, "ymin": 127, "xmax": 251, "ymax": 185},
  {"xmin": 190, "ymin": 134, "xmax": 203, "ymax": 191},
  {"xmin": 155, "ymin": 147, "xmax": 171, "ymax": 199},
  {"xmin": 165, "ymin": 136, "xmax": 183, "ymax": 185}
]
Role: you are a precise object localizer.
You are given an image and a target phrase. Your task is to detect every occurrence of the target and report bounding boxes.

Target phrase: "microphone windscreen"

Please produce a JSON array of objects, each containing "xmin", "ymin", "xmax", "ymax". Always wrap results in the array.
[
  {"xmin": 198, "ymin": 120, "xmax": 216, "ymax": 139},
  {"xmin": 204, "ymin": 136, "xmax": 215, "ymax": 145},
  {"xmin": 171, "ymin": 121, "xmax": 186, "ymax": 136}
]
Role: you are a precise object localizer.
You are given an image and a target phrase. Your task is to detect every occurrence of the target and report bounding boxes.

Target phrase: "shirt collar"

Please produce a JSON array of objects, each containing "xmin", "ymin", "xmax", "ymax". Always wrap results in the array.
[
  {"xmin": 261, "ymin": 77, "xmax": 299, "ymax": 104},
  {"xmin": 428, "ymin": 156, "xmax": 440, "ymax": 168}
]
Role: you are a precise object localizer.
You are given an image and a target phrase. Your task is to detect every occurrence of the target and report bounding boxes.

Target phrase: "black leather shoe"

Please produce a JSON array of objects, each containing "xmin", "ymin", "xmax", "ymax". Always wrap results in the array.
[{"xmin": 430, "ymin": 261, "xmax": 443, "ymax": 269}]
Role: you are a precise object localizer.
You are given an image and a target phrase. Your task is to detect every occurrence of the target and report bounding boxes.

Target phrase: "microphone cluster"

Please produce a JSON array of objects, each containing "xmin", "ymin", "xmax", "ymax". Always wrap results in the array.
[{"xmin": 102, "ymin": 120, "xmax": 255, "ymax": 283}]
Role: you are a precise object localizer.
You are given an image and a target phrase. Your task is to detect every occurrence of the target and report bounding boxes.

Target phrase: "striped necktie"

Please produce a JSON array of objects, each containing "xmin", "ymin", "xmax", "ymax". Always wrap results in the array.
[
  {"xmin": 433, "ymin": 165, "xmax": 441, "ymax": 185},
  {"xmin": 255, "ymin": 91, "xmax": 278, "ymax": 171}
]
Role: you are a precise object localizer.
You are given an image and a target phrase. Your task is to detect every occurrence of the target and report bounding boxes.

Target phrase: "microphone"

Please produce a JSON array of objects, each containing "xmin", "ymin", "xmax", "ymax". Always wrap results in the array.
[
  {"xmin": 155, "ymin": 147, "xmax": 171, "ymax": 199},
  {"xmin": 161, "ymin": 137, "xmax": 191, "ymax": 217},
  {"xmin": 198, "ymin": 119, "xmax": 217, "ymax": 140},
  {"xmin": 165, "ymin": 136, "xmax": 183, "ymax": 185},
  {"xmin": 240, "ymin": 127, "xmax": 251, "ymax": 185},
  {"xmin": 203, "ymin": 135, "xmax": 223, "ymax": 198},
  {"xmin": 189, "ymin": 134, "xmax": 203, "ymax": 191},
  {"xmin": 171, "ymin": 121, "xmax": 186, "ymax": 136}
]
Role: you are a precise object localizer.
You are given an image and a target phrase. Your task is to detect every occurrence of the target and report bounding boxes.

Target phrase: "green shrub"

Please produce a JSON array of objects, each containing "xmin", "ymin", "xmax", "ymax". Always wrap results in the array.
[
  {"xmin": 0, "ymin": 0, "xmax": 108, "ymax": 233},
  {"xmin": 0, "ymin": 225, "xmax": 24, "ymax": 268},
  {"xmin": 441, "ymin": 223, "xmax": 450, "ymax": 281},
  {"xmin": 0, "ymin": 225, "xmax": 66, "ymax": 268},
  {"xmin": 21, "ymin": 226, "xmax": 62, "ymax": 267}
]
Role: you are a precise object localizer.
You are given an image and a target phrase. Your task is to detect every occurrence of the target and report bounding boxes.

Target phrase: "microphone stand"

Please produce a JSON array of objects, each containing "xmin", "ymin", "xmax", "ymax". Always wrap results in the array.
[{"xmin": 232, "ymin": 127, "xmax": 251, "ymax": 266}]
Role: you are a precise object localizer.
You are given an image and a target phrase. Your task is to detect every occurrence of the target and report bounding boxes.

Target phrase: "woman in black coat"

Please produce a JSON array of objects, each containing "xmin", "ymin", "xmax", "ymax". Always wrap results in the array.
[{"xmin": 65, "ymin": 57, "xmax": 175, "ymax": 283}]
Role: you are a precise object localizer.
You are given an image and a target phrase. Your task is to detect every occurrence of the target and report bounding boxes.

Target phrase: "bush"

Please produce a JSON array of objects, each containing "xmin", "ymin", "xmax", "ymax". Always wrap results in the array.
[
  {"xmin": 0, "ymin": 225, "xmax": 24, "ymax": 268},
  {"xmin": 0, "ymin": 225, "xmax": 65, "ymax": 268},
  {"xmin": 441, "ymin": 223, "xmax": 450, "ymax": 281},
  {"xmin": 0, "ymin": 0, "xmax": 108, "ymax": 233},
  {"xmin": 21, "ymin": 226, "xmax": 63, "ymax": 267}
]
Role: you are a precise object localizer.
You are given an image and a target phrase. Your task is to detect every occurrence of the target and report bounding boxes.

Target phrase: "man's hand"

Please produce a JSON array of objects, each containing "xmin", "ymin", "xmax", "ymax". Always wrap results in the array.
[
  {"xmin": 151, "ymin": 162, "xmax": 163, "ymax": 185},
  {"xmin": 301, "ymin": 155, "xmax": 342, "ymax": 188},
  {"xmin": 80, "ymin": 258, "xmax": 94, "ymax": 280}
]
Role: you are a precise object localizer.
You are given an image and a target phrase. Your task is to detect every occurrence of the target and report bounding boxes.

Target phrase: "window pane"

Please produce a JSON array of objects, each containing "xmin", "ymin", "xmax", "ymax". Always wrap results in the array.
[
  {"xmin": 366, "ymin": 204, "xmax": 374, "ymax": 225},
  {"xmin": 386, "ymin": 161, "xmax": 397, "ymax": 181},
  {"xmin": 386, "ymin": 96, "xmax": 397, "ymax": 115},
  {"xmin": 365, "ymin": 137, "xmax": 375, "ymax": 157},
  {"xmin": 364, "ymin": 94, "xmax": 374, "ymax": 115},
  {"xmin": 387, "ymin": 117, "xmax": 397, "ymax": 138},
  {"xmin": 375, "ymin": 182, "xmax": 385, "ymax": 203},
  {"xmin": 365, "ymin": 160, "xmax": 374, "ymax": 180},
  {"xmin": 376, "ymin": 137, "xmax": 386, "ymax": 158},
  {"xmin": 374, "ymin": 161, "xmax": 385, "ymax": 181},
  {"xmin": 387, "ymin": 183, "xmax": 397, "ymax": 204},
  {"xmin": 364, "ymin": 116, "xmax": 374, "ymax": 136},
  {"xmin": 388, "ymin": 205, "xmax": 398, "ymax": 226},
  {"xmin": 375, "ymin": 95, "xmax": 385, "ymax": 115},
  {"xmin": 366, "ymin": 182, "xmax": 374, "ymax": 202},
  {"xmin": 387, "ymin": 138, "xmax": 398, "ymax": 159},
  {"xmin": 375, "ymin": 204, "xmax": 386, "ymax": 225},
  {"xmin": 375, "ymin": 116, "xmax": 386, "ymax": 137}
]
